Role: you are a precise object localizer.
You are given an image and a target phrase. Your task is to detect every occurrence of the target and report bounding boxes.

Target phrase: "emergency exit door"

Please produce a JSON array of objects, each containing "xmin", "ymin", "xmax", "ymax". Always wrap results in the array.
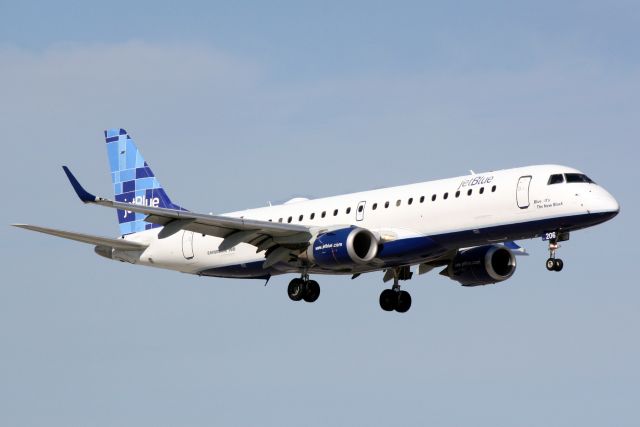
[{"xmin": 356, "ymin": 201, "xmax": 366, "ymax": 221}]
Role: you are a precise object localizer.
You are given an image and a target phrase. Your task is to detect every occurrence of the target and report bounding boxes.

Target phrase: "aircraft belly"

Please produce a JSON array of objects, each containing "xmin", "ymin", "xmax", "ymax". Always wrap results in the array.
[{"xmin": 174, "ymin": 211, "xmax": 614, "ymax": 280}]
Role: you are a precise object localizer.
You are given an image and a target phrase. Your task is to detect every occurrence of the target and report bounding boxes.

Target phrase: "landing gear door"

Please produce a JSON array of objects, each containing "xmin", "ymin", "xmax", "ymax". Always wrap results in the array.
[
  {"xmin": 356, "ymin": 201, "xmax": 366, "ymax": 221},
  {"xmin": 516, "ymin": 176, "xmax": 532, "ymax": 209}
]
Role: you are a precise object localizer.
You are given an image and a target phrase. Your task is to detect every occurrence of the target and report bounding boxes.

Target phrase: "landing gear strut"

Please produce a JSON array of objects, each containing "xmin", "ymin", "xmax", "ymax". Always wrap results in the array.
[
  {"xmin": 288, "ymin": 274, "xmax": 320, "ymax": 303},
  {"xmin": 379, "ymin": 267, "xmax": 412, "ymax": 313},
  {"xmin": 545, "ymin": 236, "xmax": 564, "ymax": 272}
]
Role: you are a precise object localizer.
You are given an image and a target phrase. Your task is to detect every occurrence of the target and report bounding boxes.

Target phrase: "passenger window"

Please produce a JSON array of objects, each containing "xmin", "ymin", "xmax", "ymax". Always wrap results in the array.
[
  {"xmin": 396, "ymin": 200, "xmax": 401, "ymax": 207},
  {"xmin": 492, "ymin": 185, "xmax": 497, "ymax": 192},
  {"xmin": 278, "ymin": 218, "xmax": 283, "ymax": 223},
  {"xmin": 372, "ymin": 203, "xmax": 378, "ymax": 210},
  {"xmin": 432, "ymin": 194, "xmax": 436, "ymax": 201},
  {"xmin": 444, "ymin": 192, "xmax": 449, "ymax": 199},
  {"xmin": 420, "ymin": 196, "xmax": 425, "ymax": 203},
  {"xmin": 333, "ymin": 209, "xmax": 338, "ymax": 216},
  {"xmin": 385, "ymin": 201, "xmax": 389, "ymax": 208},
  {"xmin": 346, "ymin": 207, "xmax": 351, "ymax": 214},
  {"xmin": 310, "ymin": 213, "xmax": 315, "ymax": 220},
  {"xmin": 479, "ymin": 187, "xmax": 484, "ymax": 194},
  {"xmin": 299, "ymin": 215, "xmax": 303, "ymax": 221},
  {"xmin": 548, "ymin": 174, "xmax": 565, "ymax": 185},
  {"xmin": 321, "ymin": 211, "xmax": 326, "ymax": 218},
  {"xmin": 467, "ymin": 189, "xmax": 472, "ymax": 196},
  {"xmin": 358, "ymin": 205, "xmax": 364, "ymax": 212},
  {"xmin": 268, "ymin": 219, "xmax": 272, "ymax": 222},
  {"xmin": 455, "ymin": 191, "xmax": 460, "ymax": 198},
  {"xmin": 287, "ymin": 216, "xmax": 292, "ymax": 223},
  {"xmin": 408, "ymin": 197, "xmax": 413, "ymax": 205}
]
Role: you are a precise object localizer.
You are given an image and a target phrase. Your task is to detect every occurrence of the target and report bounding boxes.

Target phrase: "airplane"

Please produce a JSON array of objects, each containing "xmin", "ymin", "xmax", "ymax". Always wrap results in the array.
[{"xmin": 13, "ymin": 129, "xmax": 620, "ymax": 313}]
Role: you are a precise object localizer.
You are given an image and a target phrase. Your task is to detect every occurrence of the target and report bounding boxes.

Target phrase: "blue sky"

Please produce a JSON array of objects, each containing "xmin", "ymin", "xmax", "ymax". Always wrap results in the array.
[{"xmin": 1, "ymin": 1, "xmax": 638, "ymax": 426}]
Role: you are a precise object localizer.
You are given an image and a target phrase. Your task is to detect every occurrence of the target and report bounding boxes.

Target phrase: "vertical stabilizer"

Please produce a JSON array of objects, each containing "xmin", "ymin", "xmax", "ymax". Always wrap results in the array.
[{"xmin": 104, "ymin": 128, "xmax": 184, "ymax": 235}]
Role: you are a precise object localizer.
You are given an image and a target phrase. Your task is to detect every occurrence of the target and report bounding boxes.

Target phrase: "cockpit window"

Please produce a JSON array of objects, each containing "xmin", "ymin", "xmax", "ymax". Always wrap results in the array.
[
  {"xmin": 548, "ymin": 174, "xmax": 565, "ymax": 185},
  {"xmin": 565, "ymin": 173, "xmax": 595, "ymax": 184}
]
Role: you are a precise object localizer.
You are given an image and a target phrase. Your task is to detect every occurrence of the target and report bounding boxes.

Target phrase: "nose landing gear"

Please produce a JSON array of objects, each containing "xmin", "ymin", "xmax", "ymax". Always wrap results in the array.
[
  {"xmin": 546, "ymin": 256, "xmax": 564, "ymax": 272},
  {"xmin": 545, "ymin": 232, "xmax": 569, "ymax": 272}
]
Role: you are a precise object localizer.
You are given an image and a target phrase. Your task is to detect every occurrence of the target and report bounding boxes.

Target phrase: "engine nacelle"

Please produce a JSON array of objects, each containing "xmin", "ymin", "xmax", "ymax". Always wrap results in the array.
[
  {"xmin": 446, "ymin": 245, "xmax": 516, "ymax": 287},
  {"xmin": 306, "ymin": 227, "xmax": 378, "ymax": 269}
]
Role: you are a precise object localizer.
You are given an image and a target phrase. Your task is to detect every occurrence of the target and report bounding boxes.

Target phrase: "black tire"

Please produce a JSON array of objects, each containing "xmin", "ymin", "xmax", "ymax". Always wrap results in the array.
[
  {"xmin": 287, "ymin": 278, "xmax": 305, "ymax": 301},
  {"xmin": 303, "ymin": 280, "xmax": 320, "ymax": 303},
  {"xmin": 554, "ymin": 259, "xmax": 564, "ymax": 272},
  {"xmin": 395, "ymin": 291, "xmax": 412, "ymax": 313},
  {"xmin": 546, "ymin": 258, "xmax": 556, "ymax": 271},
  {"xmin": 379, "ymin": 289, "xmax": 397, "ymax": 312}
]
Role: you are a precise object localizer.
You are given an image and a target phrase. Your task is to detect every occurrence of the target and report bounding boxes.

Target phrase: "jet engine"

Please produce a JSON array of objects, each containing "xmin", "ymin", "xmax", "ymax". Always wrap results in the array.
[
  {"xmin": 306, "ymin": 227, "xmax": 378, "ymax": 269},
  {"xmin": 444, "ymin": 245, "xmax": 516, "ymax": 286}
]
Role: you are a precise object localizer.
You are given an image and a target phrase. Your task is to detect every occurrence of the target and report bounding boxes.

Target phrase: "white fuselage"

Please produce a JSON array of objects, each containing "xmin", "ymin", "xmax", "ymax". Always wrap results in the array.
[{"xmin": 118, "ymin": 164, "xmax": 619, "ymax": 278}]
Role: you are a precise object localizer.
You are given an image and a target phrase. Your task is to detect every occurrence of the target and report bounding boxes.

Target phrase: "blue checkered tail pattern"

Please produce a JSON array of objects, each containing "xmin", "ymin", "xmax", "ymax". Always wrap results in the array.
[{"xmin": 105, "ymin": 128, "xmax": 184, "ymax": 236}]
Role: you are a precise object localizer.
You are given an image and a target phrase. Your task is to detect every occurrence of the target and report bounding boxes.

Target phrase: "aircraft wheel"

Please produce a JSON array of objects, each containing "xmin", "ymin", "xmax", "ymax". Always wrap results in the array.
[
  {"xmin": 303, "ymin": 280, "xmax": 320, "ymax": 303},
  {"xmin": 395, "ymin": 291, "xmax": 412, "ymax": 313},
  {"xmin": 554, "ymin": 259, "xmax": 564, "ymax": 272},
  {"xmin": 546, "ymin": 258, "xmax": 556, "ymax": 271},
  {"xmin": 379, "ymin": 289, "xmax": 397, "ymax": 312},
  {"xmin": 288, "ymin": 278, "xmax": 305, "ymax": 301}
]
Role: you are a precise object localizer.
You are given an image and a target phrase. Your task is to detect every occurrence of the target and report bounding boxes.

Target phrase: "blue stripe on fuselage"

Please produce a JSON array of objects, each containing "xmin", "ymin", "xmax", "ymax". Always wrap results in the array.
[{"xmin": 197, "ymin": 211, "xmax": 618, "ymax": 279}]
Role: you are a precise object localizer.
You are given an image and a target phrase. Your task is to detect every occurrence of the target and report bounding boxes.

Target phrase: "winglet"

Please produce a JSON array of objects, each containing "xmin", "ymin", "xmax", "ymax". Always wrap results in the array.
[{"xmin": 62, "ymin": 166, "xmax": 97, "ymax": 203}]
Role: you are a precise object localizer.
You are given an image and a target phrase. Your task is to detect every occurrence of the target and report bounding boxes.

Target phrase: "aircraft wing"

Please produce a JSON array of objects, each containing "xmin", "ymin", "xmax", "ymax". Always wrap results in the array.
[
  {"xmin": 62, "ymin": 167, "xmax": 313, "ymax": 262},
  {"xmin": 12, "ymin": 224, "xmax": 148, "ymax": 250}
]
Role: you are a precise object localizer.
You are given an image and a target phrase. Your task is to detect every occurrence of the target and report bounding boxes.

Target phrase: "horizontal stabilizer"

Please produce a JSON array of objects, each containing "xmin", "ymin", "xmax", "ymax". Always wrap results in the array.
[{"xmin": 12, "ymin": 224, "xmax": 148, "ymax": 251}]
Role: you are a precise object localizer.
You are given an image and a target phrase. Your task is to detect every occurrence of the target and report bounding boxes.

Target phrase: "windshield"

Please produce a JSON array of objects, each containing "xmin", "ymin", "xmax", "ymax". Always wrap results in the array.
[
  {"xmin": 565, "ymin": 173, "xmax": 595, "ymax": 184},
  {"xmin": 548, "ymin": 174, "xmax": 565, "ymax": 185}
]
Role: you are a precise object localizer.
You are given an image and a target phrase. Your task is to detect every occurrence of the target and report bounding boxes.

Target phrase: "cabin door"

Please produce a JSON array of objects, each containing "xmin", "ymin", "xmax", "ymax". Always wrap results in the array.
[
  {"xmin": 182, "ymin": 230, "xmax": 195, "ymax": 259},
  {"xmin": 516, "ymin": 176, "xmax": 532, "ymax": 209}
]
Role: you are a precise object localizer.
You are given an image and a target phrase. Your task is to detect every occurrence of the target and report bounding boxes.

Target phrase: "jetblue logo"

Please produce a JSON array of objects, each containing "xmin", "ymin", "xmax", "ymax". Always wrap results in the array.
[
  {"xmin": 458, "ymin": 175, "xmax": 494, "ymax": 190},
  {"xmin": 122, "ymin": 195, "xmax": 160, "ymax": 218}
]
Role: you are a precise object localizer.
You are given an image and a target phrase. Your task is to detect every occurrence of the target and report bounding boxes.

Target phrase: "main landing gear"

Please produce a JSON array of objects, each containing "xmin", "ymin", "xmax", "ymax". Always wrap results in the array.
[
  {"xmin": 545, "ymin": 234, "xmax": 566, "ymax": 272},
  {"xmin": 379, "ymin": 267, "xmax": 412, "ymax": 313},
  {"xmin": 288, "ymin": 275, "xmax": 320, "ymax": 303}
]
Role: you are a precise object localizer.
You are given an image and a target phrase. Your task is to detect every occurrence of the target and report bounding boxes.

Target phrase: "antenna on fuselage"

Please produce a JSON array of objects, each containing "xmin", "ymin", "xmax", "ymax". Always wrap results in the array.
[{"xmin": 469, "ymin": 170, "xmax": 476, "ymax": 175}]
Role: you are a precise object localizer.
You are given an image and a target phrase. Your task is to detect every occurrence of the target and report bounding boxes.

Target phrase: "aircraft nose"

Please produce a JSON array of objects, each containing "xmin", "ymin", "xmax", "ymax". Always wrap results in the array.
[
  {"xmin": 607, "ymin": 195, "xmax": 620, "ymax": 214},
  {"xmin": 597, "ymin": 188, "xmax": 620, "ymax": 215}
]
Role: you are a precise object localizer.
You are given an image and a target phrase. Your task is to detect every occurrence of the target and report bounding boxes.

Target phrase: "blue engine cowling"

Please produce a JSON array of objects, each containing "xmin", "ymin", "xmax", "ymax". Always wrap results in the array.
[
  {"xmin": 307, "ymin": 227, "xmax": 378, "ymax": 269},
  {"xmin": 445, "ymin": 245, "xmax": 516, "ymax": 287}
]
